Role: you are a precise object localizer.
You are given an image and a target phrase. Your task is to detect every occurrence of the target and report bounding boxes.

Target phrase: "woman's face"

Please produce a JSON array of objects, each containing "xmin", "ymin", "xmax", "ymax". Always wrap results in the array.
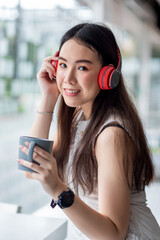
[{"xmin": 56, "ymin": 38, "xmax": 102, "ymax": 119}]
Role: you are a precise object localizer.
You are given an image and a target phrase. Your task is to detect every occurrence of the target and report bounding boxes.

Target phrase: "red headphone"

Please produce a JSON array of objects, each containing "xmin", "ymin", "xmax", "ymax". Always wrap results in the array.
[
  {"xmin": 51, "ymin": 51, "xmax": 59, "ymax": 78},
  {"xmin": 51, "ymin": 47, "xmax": 121, "ymax": 90},
  {"xmin": 98, "ymin": 47, "xmax": 122, "ymax": 90}
]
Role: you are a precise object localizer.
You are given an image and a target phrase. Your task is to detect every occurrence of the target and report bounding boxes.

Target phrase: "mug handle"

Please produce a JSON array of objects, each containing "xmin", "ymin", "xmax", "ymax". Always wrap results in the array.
[{"xmin": 28, "ymin": 141, "xmax": 36, "ymax": 162}]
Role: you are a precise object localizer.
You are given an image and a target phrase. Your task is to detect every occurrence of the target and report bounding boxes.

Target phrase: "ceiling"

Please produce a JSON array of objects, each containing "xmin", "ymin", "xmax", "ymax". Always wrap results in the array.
[{"xmin": 76, "ymin": 0, "xmax": 160, "ymax": 30}]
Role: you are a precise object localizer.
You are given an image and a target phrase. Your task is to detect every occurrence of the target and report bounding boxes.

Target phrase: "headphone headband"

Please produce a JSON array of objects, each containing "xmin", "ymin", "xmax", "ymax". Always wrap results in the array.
[{"xmin": 116, "ymin": 46, "xmax": 122, "ymax": 74}]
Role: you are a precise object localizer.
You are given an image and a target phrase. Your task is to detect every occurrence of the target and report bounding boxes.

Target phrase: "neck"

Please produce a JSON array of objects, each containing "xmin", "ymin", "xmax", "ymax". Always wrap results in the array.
[{"xmin": 80, "ymin": 106, "xmax": 92, "ymax": 120}]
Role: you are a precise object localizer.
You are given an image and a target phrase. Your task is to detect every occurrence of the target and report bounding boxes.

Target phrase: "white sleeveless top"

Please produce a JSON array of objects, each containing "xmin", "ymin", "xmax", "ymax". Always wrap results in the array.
[{"xmin": 65, "ymin": 111, "xmax": 160, "ymax": 240}]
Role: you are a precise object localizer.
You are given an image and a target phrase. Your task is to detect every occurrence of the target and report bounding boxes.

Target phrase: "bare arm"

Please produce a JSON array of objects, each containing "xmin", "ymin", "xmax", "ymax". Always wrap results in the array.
[
  {"xmin": 29, "ymin": 55, "xmax": 59, "ymax": 139},
  {"xmin": 60, "ymin": 127, "xmax": 133, "ymax": 240},
  {"xmin": 20, "ymin": 127, "xmax": 134, "ymax": 240},
  {"xmin": 29, "ymin": 99, "xmax": 53, "ymax": 139}
]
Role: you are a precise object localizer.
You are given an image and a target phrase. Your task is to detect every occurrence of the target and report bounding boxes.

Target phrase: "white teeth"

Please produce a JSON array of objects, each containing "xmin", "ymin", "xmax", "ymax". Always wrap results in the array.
[{"xmin": 65, "ymin": 89, "xmax": 80, "ymax": 93}]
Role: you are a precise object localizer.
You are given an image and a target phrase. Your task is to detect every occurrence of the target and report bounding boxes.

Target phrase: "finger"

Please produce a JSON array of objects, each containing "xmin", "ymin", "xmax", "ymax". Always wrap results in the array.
[
  {"xmin": 20, "ymin": 143, "xmax": 53, "ymax": 162},
  {"xmin": 32, "ymin": 151, "xmax": 52, "ymax": 169},
  {"xmin": 43, "ymin": 56, "xmax": 58, "ymax": 64},
  {"xmin": 25, "ymin": 142, "xmax": 30, "ymax": 147},
  {"xmin": 17, "ymin": 158, "xmax": 44, "ymax": 174},
  {"xmin": 24, "ymin": 171, "xmax": 39, "ymax": 179},
  {"xmin": 39, "ymin": 65, "xmax": 55, "ymax": 80},
  {"xmin": 19, "ymin": 145, "xmax": 28, "ymax": 155},
  {"xmin": 24, "ymin": 170, "xmax": 44, "ymax": 183},
  {"xmin": 45, "ymin": 66, "xmax": 54, "ymax": 80},
  {"xmin": 20, "ymin": 144, "xmax": 51, "ymax": 162},
  {"xmin": 34, "ymin": 146, "xmax": 53, "ymax": 161},
  {"xmin": 45, "ymin": 61, "xmax": 56, "ymax": 71},
  {"xmin": 24, "ymin": 142, "xmax": 54, "ymax": 168},
  {"xmin": 20, "ymin": 144, "xmax": 45, "ymax": 163}
]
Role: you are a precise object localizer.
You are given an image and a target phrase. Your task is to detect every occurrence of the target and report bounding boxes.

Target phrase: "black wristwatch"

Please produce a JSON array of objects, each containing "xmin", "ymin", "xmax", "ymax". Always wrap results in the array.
[{"xmin": 50, "ymin": 188, "xmax": 75, "ymax": 209}]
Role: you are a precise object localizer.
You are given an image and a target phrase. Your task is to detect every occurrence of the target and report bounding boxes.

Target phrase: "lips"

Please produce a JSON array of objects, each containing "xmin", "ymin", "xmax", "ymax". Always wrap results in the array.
[{"xmin": 64, "ymin": 88, "xmax": 81, "ymax": 96}]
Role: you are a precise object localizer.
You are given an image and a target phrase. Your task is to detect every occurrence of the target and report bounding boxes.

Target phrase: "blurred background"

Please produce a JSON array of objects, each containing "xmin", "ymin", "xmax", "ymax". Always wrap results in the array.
[{"xmin": 0, "ymin": 0, "xmax": 160, "ymax": 223}]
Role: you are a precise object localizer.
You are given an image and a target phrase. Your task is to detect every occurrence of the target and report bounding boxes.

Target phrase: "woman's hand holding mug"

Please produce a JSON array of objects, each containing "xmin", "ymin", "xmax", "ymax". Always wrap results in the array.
[{"xmin": 18, "ymin": 136, "xmax": 65, "ymax": 199}]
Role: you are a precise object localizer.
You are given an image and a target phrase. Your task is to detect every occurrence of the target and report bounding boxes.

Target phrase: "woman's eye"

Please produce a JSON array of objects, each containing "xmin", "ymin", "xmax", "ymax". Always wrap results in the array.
[
  {"xmin": 78, "ymin": 66, "xmax": 88, "ymax": 71},
  {"xmin": 59, "ymin": 63, "xmax": 67, "ymax": 68}
]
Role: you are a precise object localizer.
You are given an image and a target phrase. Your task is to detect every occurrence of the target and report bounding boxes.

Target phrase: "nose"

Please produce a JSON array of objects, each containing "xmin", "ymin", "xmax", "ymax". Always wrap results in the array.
[{"xmin": 64, "ymin": 68, "xmax": 77, "ymax": 85}]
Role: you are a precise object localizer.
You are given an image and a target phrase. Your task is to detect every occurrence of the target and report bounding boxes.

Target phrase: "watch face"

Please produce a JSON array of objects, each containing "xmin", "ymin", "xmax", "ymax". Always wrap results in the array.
[{"xmin": 59, "ymin": 190, "xmax": 74, "ymax": 208}]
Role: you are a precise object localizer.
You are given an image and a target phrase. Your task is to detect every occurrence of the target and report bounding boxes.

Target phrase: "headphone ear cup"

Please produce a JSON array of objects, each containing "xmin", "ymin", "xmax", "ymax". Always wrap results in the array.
[
  {"xmin": 51, "ymin": 51, "xmax": 59, "ymax": 72},
  {"xmin": 51, "ymin": 60, "xmax": 58, "ymax": 71},
  {"xmin": 98, "ymin": 66, "xmax": 115, "ymax": 90}
]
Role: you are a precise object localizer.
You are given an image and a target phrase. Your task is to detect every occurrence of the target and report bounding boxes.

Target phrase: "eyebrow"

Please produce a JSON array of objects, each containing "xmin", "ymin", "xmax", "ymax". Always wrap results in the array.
[{"xmin": 59, "ymin": 56, "xmax": 93, "ymax": 64}]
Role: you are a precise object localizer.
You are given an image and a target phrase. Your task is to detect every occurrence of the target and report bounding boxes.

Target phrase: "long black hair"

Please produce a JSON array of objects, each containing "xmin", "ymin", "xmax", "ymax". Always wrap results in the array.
[{"xmin": 54, "ymin": 23, "xmax": 154, "ymax": 193}]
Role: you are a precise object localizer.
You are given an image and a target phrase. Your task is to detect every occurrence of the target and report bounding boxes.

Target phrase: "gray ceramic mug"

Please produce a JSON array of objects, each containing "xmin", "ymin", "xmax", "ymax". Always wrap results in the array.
[{"xmin": 18, "ymin": 136, "xmax": 54, "ymax": 172}]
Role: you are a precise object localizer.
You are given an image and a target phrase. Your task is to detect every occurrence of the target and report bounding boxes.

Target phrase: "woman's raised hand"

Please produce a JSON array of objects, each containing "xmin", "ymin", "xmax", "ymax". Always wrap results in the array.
[{"xmin": 37, "ymin": 55, "xmax": 59, "ymax": 104}]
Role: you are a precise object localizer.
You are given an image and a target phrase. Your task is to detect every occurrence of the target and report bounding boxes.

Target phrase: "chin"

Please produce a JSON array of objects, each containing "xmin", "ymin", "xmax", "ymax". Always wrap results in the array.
[{"xmin": 64, "ymin": 99, "xmax": 79, "ymax": 108}]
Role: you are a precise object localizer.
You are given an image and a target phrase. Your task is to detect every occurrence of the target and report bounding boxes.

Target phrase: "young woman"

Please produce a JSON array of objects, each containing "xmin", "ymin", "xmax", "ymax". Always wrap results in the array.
[{"xmin": 18, "ymin": 23, "xmax": 160, "ymax": 239}]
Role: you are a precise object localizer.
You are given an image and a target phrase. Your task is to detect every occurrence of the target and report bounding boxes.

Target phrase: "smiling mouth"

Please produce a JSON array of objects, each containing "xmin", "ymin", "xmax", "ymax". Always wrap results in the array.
[{"xmin": 64, "ymin": 88, "xmax": 81, "ymax": 93}]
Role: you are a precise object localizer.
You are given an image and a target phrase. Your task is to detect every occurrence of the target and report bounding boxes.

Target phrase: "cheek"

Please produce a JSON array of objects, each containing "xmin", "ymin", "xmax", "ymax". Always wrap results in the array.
[
  {"xmin": 56, "ymin": 71, "xmax": 63, "ymax": 87},
  {"xmin": 56, "ymin": 77, "xmax": 62, "ymax": 93},
  {"xmin": 81, "ymin": 73, "xmax": 100, "ymax": 90}
]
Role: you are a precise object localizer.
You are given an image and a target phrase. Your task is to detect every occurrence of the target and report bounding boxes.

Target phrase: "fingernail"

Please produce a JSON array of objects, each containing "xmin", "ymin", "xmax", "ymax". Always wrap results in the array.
[
  {"xmin": 25, "ymin": 142, "xmax": 29, "ymax": 146},
  {"xmin": 19, "ymin": 145, "xmax": 23, "ymax": 149},
  {"xmin": 17, "ymin": 159, "xmax": 21, "ymax": 163}
]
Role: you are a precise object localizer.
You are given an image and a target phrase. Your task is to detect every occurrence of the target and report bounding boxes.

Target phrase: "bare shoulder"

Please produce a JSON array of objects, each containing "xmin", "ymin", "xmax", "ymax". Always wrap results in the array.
[
  {"xmin": 95, "ymin": 125, "xmax": 134, "ymax": 183},
  {"xmin": 96, "ymin": 125, "xmax": 125, "ymax": 144},
  {"xmin": 95, "ymin": 126, "xmax": 131, "ymax": 159}
]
